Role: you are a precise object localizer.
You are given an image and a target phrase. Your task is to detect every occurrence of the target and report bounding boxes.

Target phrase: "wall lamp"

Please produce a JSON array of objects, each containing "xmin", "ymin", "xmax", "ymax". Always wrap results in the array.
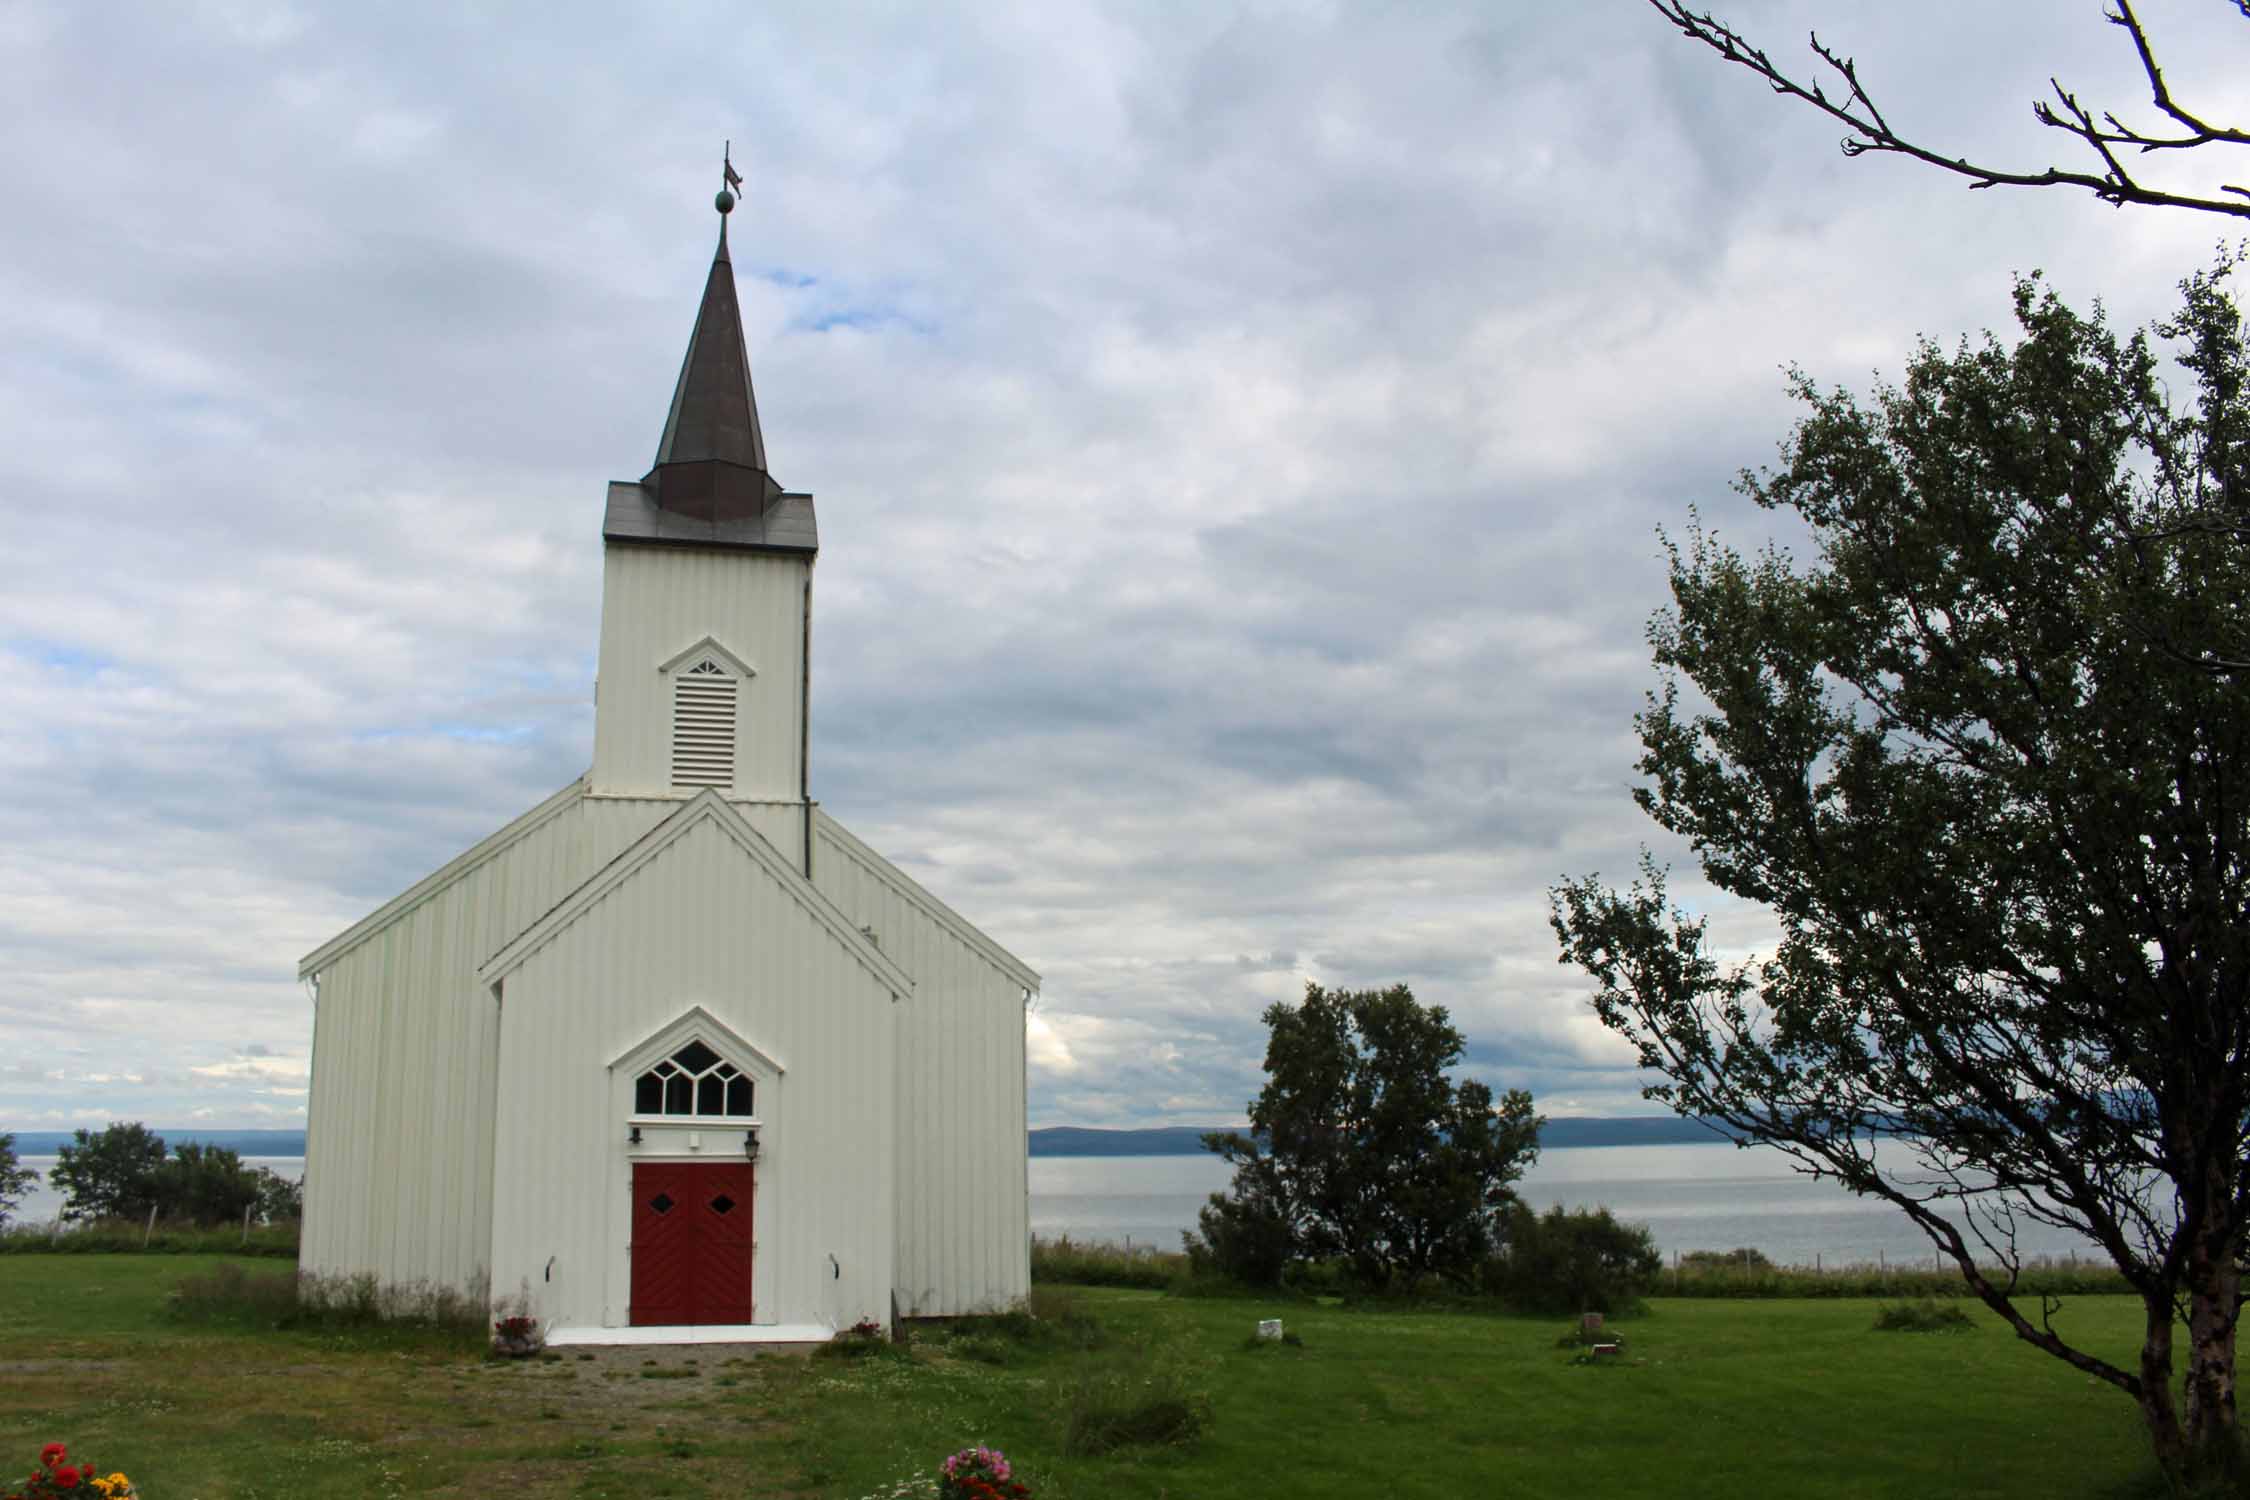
[
  {"xmin": 628, "ymin": 1125, "xmax": 643, "ymax": 1146},
  {"xmin": 744, "ymin": 1129, "xmax": 760, "ymax": 1163}
]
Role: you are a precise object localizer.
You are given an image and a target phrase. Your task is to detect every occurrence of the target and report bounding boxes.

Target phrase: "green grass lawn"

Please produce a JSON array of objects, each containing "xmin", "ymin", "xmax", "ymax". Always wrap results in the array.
[{"xmin": 0, "ymin": 1254, "xmax": 2174, "ymax": 1498}]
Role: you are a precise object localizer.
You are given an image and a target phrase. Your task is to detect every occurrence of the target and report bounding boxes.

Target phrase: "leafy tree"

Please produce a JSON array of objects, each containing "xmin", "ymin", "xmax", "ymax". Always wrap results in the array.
[
  {"xmin": 1650, "ymin": 1, "xmax": 2250, "ymax": 222},
  {"xmin": 1191, "ymin": 982, "xmax": 1543, "ymax": 1290},
  {"xmin": 252, "ymin": 1167, "xmax": 304, "ymax": 1224},
  {"xmin": 1485, "ymin": 1204, "xmax": 1664, "ymax": 1316},
  {"xmin": 152, "ymin": 1143, "xmax": 262, "ymax": 1227},
  {"xmin": 49, "ymin": 1123, "xmax": 168, "ymax": 1223},
  {"xmin": 0, "ymin": 1134, "xmax": 35, "ymax": 1227},
  {"xmin": 1552, "ymin": 263, "xmax": 2250, "ymax": 1480},
  {"xmin": 1182, "ymin": 1144, "xmax": 1297, "ymax": 1287}
]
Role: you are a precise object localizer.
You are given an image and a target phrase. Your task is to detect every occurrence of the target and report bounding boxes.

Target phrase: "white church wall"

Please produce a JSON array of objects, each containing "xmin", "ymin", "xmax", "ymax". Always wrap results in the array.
[
  {"xmin": 589, "ymin": 544, "xmax": 808, "ymax": 800},
  {"xmin": 488, "ymin": 813, "xmax": 898, "ymax": 1333},
  {"xmin": 814, "ymin": 815, "xmax": 1034, "ymax": 1317},
  {"xmin": 300, "ymin": 791, "xmax": 671, "ymax": 1295}
]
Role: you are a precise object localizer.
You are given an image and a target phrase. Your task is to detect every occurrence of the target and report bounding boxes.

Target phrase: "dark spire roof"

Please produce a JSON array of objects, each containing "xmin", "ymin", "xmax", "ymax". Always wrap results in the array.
[{"xmin": 608, "ymin": 179, "xmax": 817, "ymax": 554}]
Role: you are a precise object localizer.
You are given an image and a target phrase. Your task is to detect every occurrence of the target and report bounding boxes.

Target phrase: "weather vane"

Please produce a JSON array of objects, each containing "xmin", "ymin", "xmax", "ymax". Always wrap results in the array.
[{"xmin": 717, "ymin": 141, "xmax": 743, "ymax": 215}]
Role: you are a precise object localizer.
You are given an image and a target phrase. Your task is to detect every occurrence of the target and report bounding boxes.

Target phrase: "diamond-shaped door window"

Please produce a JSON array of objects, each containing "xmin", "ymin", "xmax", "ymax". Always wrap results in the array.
[
  {"xmin": 710, "ymin": 1194, "xmax": 736, "ymax": 1215},
  {"xmin": 649, "ymin": 1193, "xmax": 675, "ymax": 1214}
]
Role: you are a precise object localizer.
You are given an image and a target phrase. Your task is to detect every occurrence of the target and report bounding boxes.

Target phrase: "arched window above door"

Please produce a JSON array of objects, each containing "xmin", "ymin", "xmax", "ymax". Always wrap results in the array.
[{"xmin": 633, "ymin": 1039, "xmax": 756, "ymax": 1118}]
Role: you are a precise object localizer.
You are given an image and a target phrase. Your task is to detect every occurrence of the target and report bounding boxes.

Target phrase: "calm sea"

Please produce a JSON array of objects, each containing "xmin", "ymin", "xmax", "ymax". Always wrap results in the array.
[
  {"xmin": 11, "ymin": 1145, "xmax": 2105, "ymax": 1266},
  {"xmin": 1026, "ymin": 1144, "xmax": 2107, "ymax": 1266}
]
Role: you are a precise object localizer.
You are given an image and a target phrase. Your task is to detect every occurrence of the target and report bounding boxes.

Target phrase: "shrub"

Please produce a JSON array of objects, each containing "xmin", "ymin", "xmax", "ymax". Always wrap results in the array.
[
  {"xmin": 1181, "ymin": 1164, "xmax": 1297, "ymax": 1289},
  {"xmin": 165, "ymin": 1264, "xmax": 486, "ymax": 1346},
  {"xmin": 1680, "ymin": 1246, "xmax": 1773, "ymax": 1273},
  {"xmin": 1660, "ymin": 1255, "xmax": 2132, "ymax": 1299},
  {"xmin": 167, "ymin": 1261, "xmax": 300, "ymax": 1325},
  {"xmin": 1873, "ymin": 1298, "xmax": 1977, "ymax": 1333},
  {"xmin": 1061, "ymin": 1345, "xmax": 1213, "ymax": 1457},
  {"xmin": 0, "ymin": 1218, "xmax": 299, "ymax": 1256},
  {"xmin": 1486, "ymin": 1203, "xmax": 1662, "ymax": 1315},
  {"xmin": 815, "ymin": 1317, "xmax": 898, "ymax": 1360},
  {"xmin": 0, "ymin": 1134, "xmax": 34, "ymax": 1229},
  {"xmin": 1030, "ymin": 1234, "xmax": 1183, "ymax": 1290}
]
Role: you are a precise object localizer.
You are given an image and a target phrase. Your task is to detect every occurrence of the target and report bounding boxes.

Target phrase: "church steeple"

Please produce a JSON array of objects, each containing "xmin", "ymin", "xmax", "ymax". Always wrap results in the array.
[
  {"xmin": 642, "ymin": 174, "xmax": 780, "ymax": 519},
  {"xmin": 603, "ymin": 153, "xmax": 817, "ymax": 554}
]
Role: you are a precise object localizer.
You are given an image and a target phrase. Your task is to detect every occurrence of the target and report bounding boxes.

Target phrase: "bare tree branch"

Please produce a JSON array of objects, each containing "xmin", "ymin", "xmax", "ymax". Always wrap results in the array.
[{"xmin": 1649, "ymin": 1, "xmax": 2250, "ymax": 219}]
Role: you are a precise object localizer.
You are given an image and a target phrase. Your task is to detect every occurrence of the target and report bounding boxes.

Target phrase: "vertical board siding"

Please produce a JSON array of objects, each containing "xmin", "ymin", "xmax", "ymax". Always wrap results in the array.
[
  {"xmin": 590, "ymin": 545, "xmax": 807, "ymax": 800},
  {"xmin": 301, "ymin": 793, "xmax": 672, "ymax": 1295},
  {"xmin": 813, "ymin": 820, "xmax": 1032, "ymax": 1317},
  {"xmin": 301, "ymin": 785, "xmax": 1022, "ymax": 1325},
  {"xmin": 490, "ymin": 815, "xmax": 896, "ymax": 1332}
]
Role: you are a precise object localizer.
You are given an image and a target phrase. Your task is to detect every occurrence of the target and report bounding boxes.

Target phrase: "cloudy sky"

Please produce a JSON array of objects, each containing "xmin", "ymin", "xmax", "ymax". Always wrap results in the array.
[{"xmin": 2, "ymin": 0, "xmax": 2242, "ymax": 1132}]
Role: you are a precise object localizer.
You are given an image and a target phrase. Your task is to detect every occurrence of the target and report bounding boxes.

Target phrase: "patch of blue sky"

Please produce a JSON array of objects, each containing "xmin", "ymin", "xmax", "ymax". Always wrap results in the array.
[
  {"xmin": 794, "ymin": 303, "xmax": 936, "ymax": 337},
  {"xmin": 752, "ymin": 266, "xmax": 820, "ymax": 289},
  {"xmin": 4, "ymin": 638, "xmax": 113, "ymax": 672}
]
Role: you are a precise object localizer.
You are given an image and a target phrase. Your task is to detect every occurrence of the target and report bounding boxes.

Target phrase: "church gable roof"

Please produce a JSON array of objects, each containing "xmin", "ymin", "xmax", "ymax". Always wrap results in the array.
[
  {"xmin": 813, "ymin": 810, "xmax": 1041, "ymax": 993},
  {"xmin": 298, "ymin": 776, "xmax": 591, "ymax": 979},
  {"xmin": 477, "ymin": 788, "xmax": 913, "ymax": 996}
]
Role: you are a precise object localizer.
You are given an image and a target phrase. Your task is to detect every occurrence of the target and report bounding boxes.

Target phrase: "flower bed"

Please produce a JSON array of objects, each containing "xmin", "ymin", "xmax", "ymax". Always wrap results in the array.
[{"xmin": 7, "ymin": 1443, "xmax": 135, "ymax": 1500}]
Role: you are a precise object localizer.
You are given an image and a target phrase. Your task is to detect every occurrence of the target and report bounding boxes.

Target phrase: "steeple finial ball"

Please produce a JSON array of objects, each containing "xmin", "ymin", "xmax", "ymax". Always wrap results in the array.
[{"xmin": 716, "ymin": 188, "xmax": 736, "ymax": 214}]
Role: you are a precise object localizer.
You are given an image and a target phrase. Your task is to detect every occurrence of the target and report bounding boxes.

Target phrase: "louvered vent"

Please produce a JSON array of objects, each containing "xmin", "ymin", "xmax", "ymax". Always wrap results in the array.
[{"xmin": 671, "ymin": 660, "xmax": 737, "ymax": 788}]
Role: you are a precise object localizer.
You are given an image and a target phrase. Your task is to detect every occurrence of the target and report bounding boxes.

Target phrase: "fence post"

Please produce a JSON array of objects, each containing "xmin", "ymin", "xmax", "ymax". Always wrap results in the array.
[
  {"xmin": 242, "ymin": 1204, "xmax": 254, "ymax": 1246},
  {"xmin": 142, "ymin": 1205, "xmax": 157, "ymax": 1248}
]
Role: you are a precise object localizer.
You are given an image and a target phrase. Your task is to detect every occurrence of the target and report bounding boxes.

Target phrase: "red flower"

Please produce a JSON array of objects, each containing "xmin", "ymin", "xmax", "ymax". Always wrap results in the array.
[
  {"xmin": 37, "ymin": 1449, "xmax": 63, "ymax": 1469},
  {"xmin": 52, "ymin": 1467, "xmax": 80, "ymax": 1489}
]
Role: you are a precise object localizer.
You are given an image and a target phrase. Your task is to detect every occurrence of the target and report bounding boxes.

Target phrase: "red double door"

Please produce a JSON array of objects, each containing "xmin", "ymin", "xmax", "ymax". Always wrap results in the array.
[{"xmin": 630, "ymin": 1162, "xmax": 755, "ymax": 1326}]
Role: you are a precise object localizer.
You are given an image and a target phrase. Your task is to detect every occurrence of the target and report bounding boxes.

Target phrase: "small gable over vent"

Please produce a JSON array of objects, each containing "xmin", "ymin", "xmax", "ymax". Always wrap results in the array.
[{"xmin": 672, "ymin": 659, "xmax": 738, "ymax": 788}]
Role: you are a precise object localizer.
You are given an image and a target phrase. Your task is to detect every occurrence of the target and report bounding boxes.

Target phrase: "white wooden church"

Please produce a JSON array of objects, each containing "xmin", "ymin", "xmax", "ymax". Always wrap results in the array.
[{"xmin": 297, "ymin": 184, "xmax": 1038, "ymax": 1341}]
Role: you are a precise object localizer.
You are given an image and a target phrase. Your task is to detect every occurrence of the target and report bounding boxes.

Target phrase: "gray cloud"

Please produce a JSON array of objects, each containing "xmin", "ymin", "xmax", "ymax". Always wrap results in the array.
[{"xmin": 0, "ymin": 0, "xmax": 2235, "ymax": 1130}]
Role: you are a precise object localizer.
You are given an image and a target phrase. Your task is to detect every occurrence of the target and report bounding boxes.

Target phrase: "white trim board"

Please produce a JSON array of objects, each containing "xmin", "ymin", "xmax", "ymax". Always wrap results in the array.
[
  {"xmin": 658, "ymin": 634, "xmax": 756, "ymax": 678},
  {"xmin": 813, "ymin": 809, "xmax": 1041, "ymax": 992},
  {"xmin": 478, "ymin": 788, "xmax": 914, "ymax": 996},
  {"xmin": 299, "ymin": 776, "xmax": 588, "ymax": 979},
  {"xmin": 607, "ymin": 1003, "xmax": 788, "ymax": 1077},
  {"xmin": 545, "ymin": 1324, "xmax": 832, "ymax": 1348}
]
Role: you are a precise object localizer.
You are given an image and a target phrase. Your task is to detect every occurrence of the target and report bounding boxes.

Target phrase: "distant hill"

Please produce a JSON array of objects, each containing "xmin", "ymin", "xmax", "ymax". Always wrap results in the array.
[
  {"xmin": 1028, "ymin": 1116, "xmax": 1722, "ymax": 1157},
  {"xmin": 6, "ymin": 1129, "xmax": 307, "ymax": 1156},
  {"xmin": 1029, "ymin": 1126, "xmax": 1216, "ymax": 1157}
]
